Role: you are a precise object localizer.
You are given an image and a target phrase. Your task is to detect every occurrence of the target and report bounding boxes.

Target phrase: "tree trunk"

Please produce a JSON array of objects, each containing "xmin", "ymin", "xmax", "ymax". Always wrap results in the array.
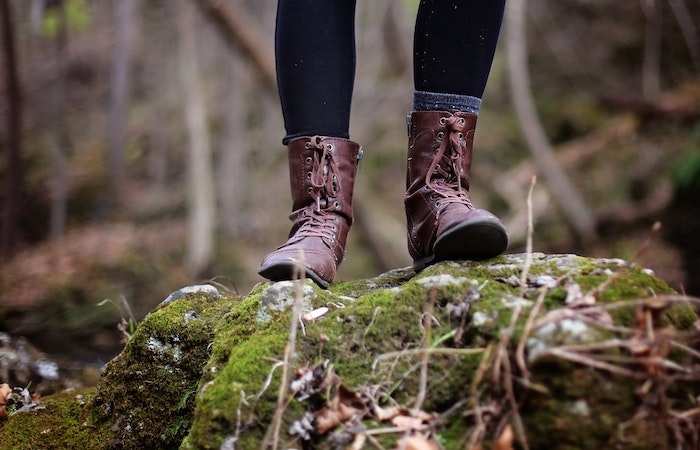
[
  {"xmin": 178, "ymin": 0, "xmax": 215, "ymax": 276},
  {"xmin": 0, "ymin": 0, "xmax": 22, "ymax": 260},
  {"xmin": 217, "ymin": 49, "xmax": 249, "ymax": 236},
  {"xmin": 49, "ymin": 2, "xmax": 69, "ymax": 241},
  {"xmin": 106, "ymin": 0, "xmax": 135, "ymax": 213}
]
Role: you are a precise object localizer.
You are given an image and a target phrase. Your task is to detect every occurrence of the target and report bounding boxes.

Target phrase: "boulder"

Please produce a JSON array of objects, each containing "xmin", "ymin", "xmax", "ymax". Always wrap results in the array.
[{"xmin": 1, "ymin": 254, "xmax": 698, "ymax": 449}]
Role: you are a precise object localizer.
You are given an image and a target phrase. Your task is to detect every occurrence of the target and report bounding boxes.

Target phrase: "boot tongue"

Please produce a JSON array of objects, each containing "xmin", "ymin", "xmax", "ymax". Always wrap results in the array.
[
  {"xmin": 426, "ymin": 115, "xmax": 466, "ymax": 194},
  {"xmin": 308, "ymin": 137, "xmax": 341, "ymax": 202}
]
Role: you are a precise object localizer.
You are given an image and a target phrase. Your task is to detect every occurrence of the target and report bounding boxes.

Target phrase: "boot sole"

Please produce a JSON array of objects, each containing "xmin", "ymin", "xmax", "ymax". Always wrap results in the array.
[
  {"xmin": 258, "ymin": 263, "xmax": 330, "ymax": 289},
  {"xmin": 414, "ymin": 217, "xmax": 509, "ymax": 272}
]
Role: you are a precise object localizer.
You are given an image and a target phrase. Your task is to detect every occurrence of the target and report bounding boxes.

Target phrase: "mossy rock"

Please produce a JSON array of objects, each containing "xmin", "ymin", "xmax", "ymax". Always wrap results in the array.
[{"xmin": 1, "ymin": 254, "xmax": 698, "ymax": 449}]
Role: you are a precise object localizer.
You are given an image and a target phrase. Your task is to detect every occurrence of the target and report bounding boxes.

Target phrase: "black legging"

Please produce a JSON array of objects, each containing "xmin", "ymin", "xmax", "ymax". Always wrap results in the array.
[{"xmin": 275, "ymin": 0, "xmax": 506, "ymax": 143}]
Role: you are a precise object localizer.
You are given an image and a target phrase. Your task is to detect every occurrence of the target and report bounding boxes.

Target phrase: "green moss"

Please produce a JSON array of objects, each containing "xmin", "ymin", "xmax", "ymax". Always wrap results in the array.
[
  {"xmin": 86, "ymin": 290, "xmax": 240, "ymax": 449},
  {"xmin": 3, "ymin": 254, "xmax": 695, "ymax": 449},
  {"xmin": 0, "ymin": 389, "xmax": 107, "ymax": 449}
]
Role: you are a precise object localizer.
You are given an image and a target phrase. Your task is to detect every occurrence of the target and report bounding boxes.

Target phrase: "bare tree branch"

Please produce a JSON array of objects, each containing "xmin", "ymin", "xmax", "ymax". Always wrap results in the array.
[
  {"xmin": 505, "ymin": 0, "xmax": 597, "ymax": 244},
  {"xmin": 641, "ymin": 0, "xmax": 663, "ymax": 97},
  {"xmin": 191, "ymin": 0, "xmax": 277, "ymax": 92},
  {"xmin": 666, "ymin": 0, "xmax": 700, "ymax": 73}
]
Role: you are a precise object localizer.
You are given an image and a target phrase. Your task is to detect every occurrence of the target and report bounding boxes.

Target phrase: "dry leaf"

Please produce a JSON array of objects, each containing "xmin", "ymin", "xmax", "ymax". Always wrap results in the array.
[
  {"xmin": 373, "ymin": 404, "xmax": 403, "ymax": 421},
  {"xmin": 315, "ymin": 385, "xmax": 366, "ymax": 434},
  {"xmin": 395, "ymin": 434, "xmax": 439, "ymax": 450},
  {"xmin": 316, "ymin": 399, "xmax": 361, "ymax": 434},
  {"xmin": 291, "ymin": 362, "xmax": 326, "ymax": 401},
  {"xmin": 391, "ymin": 415, "xmax": 425, "ymax": 430},
  {"xmin": 349, "ymin": 433, "xmax": 367, "ymax": 450},
  {"xmin": 492, "ymin": 424, "xmax": 514, "ymax": 450},
  {"xmin": 0, "ymin": 383, "xmax": 11, "ymax": 418}
]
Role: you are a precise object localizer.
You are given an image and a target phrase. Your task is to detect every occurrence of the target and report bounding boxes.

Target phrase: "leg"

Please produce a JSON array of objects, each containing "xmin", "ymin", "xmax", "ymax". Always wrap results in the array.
[
  {"xmin": 275, "ymin": 0, "xmax": 357, "ymax": 143},
  {"xmin": 405, "ymin": 0, "xmax": 508, "ymax": 272},
  {"xmin": 260, "ymin": 0, "xmax": 362, "ymax": 288},
  {"xmin": 413, "ymin": 0, "xmax": 505, "ymax": 100}
]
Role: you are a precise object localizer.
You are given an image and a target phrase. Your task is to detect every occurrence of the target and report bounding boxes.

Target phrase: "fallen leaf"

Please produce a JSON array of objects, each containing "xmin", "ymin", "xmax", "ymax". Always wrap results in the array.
[
  {"xmin": 492, "ymin": 424, "xmax": 514, "ymax": 450},
  {"xmin": 391, "ymin": 414, "xmax": 425, "ymax": 430},
  {"xmin": 291, "ymin": 362, "xmax": 327, "ymax": 401},
  {"xmin": 395, "ymin": 434, "xmax": 439, "ymax": 450},
  {"xmin": 0, "ymin": 384, "xmax": 11, "ymax": 418},
  {"xmin": 373, "ymin": 404, "xmax": 403, "ymax": 421},
  {"xmin": 315, "ymin": 385, "xmax": 366, "ymax": 434},
  {"xmin": 349, "ymin": 433, "xmax": 367, "ymax": 450},
  {"xmin": 316, "ymin": 399, "xmax": 361, "ymax": 434}
]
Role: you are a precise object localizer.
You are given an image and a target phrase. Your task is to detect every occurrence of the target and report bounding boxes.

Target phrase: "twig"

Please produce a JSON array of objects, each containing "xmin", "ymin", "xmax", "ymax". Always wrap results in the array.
[
  {"xmin": 361, "ymin": 307, "xmax": 382, "ymax": 350},
  {"xmin": 519, "ymin": 175, "xmax": 537, "ymax": 298},
  {"xmin": 465, "ymin": 343, "xmax": 496, "ymax": 449},
  {"xmin": 375, "ymin": 347, "xmax": 485, "ymax": 362},
  {"xmin": 501, "ymin": 351, "xmax": 529, "ymax": 450},
  {"xmin": 542, "ymin": 348, "xmax": 644, "ymax": 378},
  {"xmin": 515, "ymin": 286, "xmax": 547, "ymax": 379},
  {"xmin": 669, "ymin": 340, "xmax": 700, "ymax": 361},
  {"xmin": 365, "ymin": 433, "xmax": 387, "ymax": 450},
  {"xmin": 493, "ymin": 296, "xmax": 529, "ymax": 450},
  {"xmin": 630, "ymin": 221, "xmax": 662, "ymax": 263},
  {"xmin": 265, "ymin": 257, "xmax": 306, "ymax": 449}
]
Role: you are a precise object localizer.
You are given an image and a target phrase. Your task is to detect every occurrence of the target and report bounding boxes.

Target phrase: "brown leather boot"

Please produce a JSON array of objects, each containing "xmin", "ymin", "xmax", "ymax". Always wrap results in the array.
[
  {"xmin": 259, "ymin": 136, "xmax": 362, "ymax": 288},
  {"xmin": 405, "ymin": 110, "xmax": 508, "ymax": 272}
]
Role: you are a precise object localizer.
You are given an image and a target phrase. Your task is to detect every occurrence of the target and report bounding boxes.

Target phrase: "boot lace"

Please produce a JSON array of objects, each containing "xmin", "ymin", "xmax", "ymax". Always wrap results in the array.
[
  {"xmin": 296, "ymin": 136, "xmax": 342, "ymax": 242},
  {"xmin": 425, "ymin": 115, "xmax": 473, "ymax": 208}
]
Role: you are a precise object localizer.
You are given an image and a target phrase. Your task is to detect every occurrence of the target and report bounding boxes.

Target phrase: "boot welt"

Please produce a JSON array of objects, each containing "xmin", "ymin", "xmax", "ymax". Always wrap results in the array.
[
  {"xmin": 258, "ymin": 262, "xmax": 331, "ymax": 289},
  {"xmin": 413, "ymin": 217, "xmax": 509, "ymax": 272}
]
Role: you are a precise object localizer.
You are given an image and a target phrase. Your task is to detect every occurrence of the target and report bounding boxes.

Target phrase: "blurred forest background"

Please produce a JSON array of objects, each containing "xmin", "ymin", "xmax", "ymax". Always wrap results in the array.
[{"xmin": 1, "ymin": 0, "xmax": 699, "ymax": 362}]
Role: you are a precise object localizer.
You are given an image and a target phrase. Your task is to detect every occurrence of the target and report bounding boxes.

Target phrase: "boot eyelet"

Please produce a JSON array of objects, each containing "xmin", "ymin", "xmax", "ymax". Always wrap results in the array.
[
  {"xmin": 334, "ymin": 201, "xmax": 340, "ymax": 209},
  {"xmin": 305, "ymin": 156, "xmax": 313, "ymax": 164},
  {"xmin": 326, "ymin": 143, "xmax": 333, "ymax": 150},
  {"xmin": 458, "ymin": 132, "xmax": 464, "ymax": 139},
  {"xmin": 437, "ymin": 131, "xmax": 444, "ymax": 140},
  {"xmin": 306, "ymin": 171, "xmax": 312, "ymax": 179},
  {"xmin": 305, "ymin": 142, "xmax": 311, "ymax": 149},
  {"xmin": 334, "ymin": 217, "xmax": 339, "ymax": 223},
  {"xmin": 307, "ymin": 187, "xmax": 313, "ymax": 194},
  {"xmin": 439, "ymin": 117, "xmax": 446, "ymax": 126},
  {"xmin": 460, "ymin": 117, "xmax": 466, "ymax": 126}
]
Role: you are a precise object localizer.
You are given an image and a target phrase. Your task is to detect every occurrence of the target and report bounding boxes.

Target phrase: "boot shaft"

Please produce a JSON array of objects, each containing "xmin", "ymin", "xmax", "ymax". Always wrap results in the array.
[
  {"xmin": 406, "ymin": 110, "xmax": 476, "ymax": 194},
  {"xmin": 287, "ymin": 135, "xmax": 362, "ymax": 234}
]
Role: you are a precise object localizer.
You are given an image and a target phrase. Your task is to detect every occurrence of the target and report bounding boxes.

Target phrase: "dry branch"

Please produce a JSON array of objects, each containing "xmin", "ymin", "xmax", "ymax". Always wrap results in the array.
[
  {"xmin": 191, "ymin": 0, "xmax": 276, "ymax": 92},
  {"xmin": 598, "ymin": 92, "xmax": 700, "ymax": 122},
  {"xmin": 505, "ymin": 0, "xmax": 597, "ymax": 244}
]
